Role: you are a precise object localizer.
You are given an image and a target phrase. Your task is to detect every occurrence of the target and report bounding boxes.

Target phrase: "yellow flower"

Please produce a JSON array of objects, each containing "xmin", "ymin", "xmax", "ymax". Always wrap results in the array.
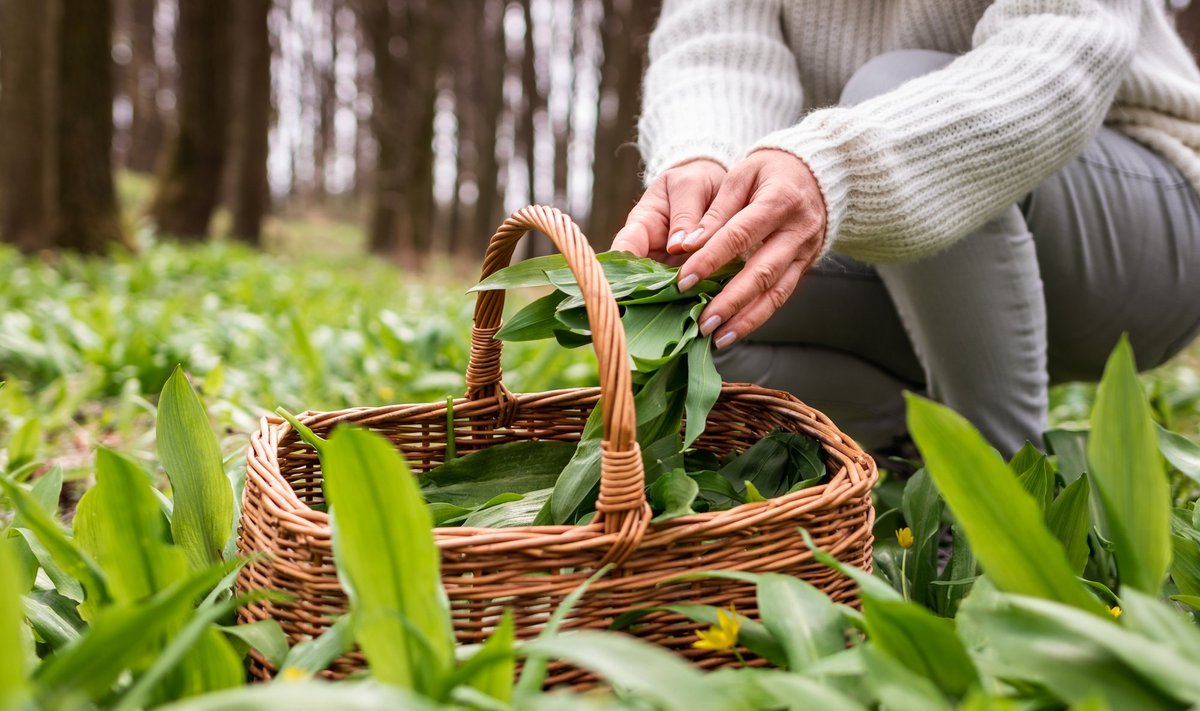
[
  {"xmin": 1107, "ymin": 605, "xmax": 1122, "ymax": 619},
  {"xmin": 896, "ymin": 527, "xmax": 914, "ymax": 550},
  {"xmin": 693, "ymin": 604, "xmax": 742, "ymax": 651},
  {"xmin": 279, "ymin": 666, "xmax": 309, "ymax": 682}
]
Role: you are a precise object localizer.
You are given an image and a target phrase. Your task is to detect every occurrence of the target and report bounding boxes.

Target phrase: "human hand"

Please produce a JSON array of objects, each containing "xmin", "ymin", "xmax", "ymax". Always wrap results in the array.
[
  {"xmin": 611, "ymin": 158, "xmax": 727, "ymax": 263},
  {"xmin": 675, "ymin": 149, "xmax": 826, "ymax": 349}
]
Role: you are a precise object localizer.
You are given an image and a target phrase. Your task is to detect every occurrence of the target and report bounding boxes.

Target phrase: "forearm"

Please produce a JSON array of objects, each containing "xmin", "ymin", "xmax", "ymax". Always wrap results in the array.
[{"xmin": 750, "ymin": 0, "xmax": 1140, "ymax": 263}]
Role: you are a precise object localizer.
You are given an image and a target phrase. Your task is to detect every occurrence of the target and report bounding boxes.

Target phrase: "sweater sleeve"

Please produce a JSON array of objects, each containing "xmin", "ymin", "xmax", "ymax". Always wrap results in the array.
[
  {"xmin": 637, "ymin": 0, "xmax": 803, "ymax": 184},
  {"xmin": 751, "ymin": 0, "xmax": 1141, "ymax": 263}
]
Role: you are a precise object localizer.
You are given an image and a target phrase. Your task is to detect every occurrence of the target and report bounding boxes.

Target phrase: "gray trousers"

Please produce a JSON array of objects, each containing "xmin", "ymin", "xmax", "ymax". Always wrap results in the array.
[{"xmin": 715, "ymin": 50, "xmax": 1200, "ymax": 457}]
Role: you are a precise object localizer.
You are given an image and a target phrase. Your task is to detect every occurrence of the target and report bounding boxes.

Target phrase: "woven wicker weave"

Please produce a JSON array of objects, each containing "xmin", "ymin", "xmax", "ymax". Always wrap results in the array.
[{"xmin": 236, "ymin": 205, "xmax": 877, "ymax": 685}]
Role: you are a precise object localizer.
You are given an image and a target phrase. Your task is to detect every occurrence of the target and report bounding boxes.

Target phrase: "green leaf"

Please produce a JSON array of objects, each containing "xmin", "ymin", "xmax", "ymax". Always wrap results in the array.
[
  {"xmin": 905, "ymin": 394, "xmax": 1102, "ymax": 614},
  {"xmin": 1016, "ymin": 456, "xmax": 1054, "ymax": 513},
  {"xmin": 720, "ymin": 431, "xmax": 824, "ymax": 499},
  {"xmin": 321, "ymin": 426, "xmax": 454, "ymax": 695},
  {"xmin": 33, "ymin": 561, "xmax": 233, "ymax": 704},
  {"xmin": 647, "ymin": 469, "xmax": 699, "ymax": 522},
  {"xmin": 24, "ymin": 590, "xmax": 84, "ymax": 650},
  {"xmin": 26, "ymin": 465, "xmax": 62, "ymax": 521},
  {"xmin": 710, "ymin": 668, "xmax": 869, "ymax": 711},
  {"xmin": 464, "ymin": 610, "xmax": 515, "ymax": 704},
  {"xmin": 421, "ymin": 440, "xmax": 575, "ymax": 508},
  {"xmin": 1157, "ymin": 424, "xmax": 1200, "ymax": 485},
  {"xmin": 549, "ymin": 407, "xmax": 603, "ymax": 524},
  {"xmin": 933, "ymin": 525, "xmax": 977, "ymax": 617},
  {"xmin": 0, "ymin": 477, "xmax": 108, "ymax": 617},
  {"xmin": 900, "ymin": 469, "xmax": 943, "ymax": 608},
  {"xmin": 495, "ymin": 292, "xmax": 569, "ymax": 342},
  {"xmin": 218, "ymin": 620, "xmax": 289, "ymax": 670},
  {"xmin": 802, "ymin": 528, "xmax": 902, "ymax": 602},
  {"xmin": 74, "ymin": 448, "xmax": 186, "ymax": 603},
  {"xmin": 1046, "ymin": 475, "xmax": 1092, "ymax": 575},
  {"xmin": 1044, "ymin": 428, "xmax": 1090, "ymax": 484},
  {"xmin": 1117, "ymin": 587, "xmax": 1200, "ymax": 664},
  {"xmin": 690, "ymin": 470, "xmax": 743, "ymax": 511},
  {"xmin": 278, "ymin": 615, "xmax": 354, "ymax": 679},
  {"xmin": 684, "ymin": 336, "xmax": 720, "ymax": 448},
  {"xmin": 612, "ymin": 603, "xmax": 787, "ymax": 667},
  {"xmin": 1007, "ymin": 442, "xmax": 1044, "ymax": 477},
  {"xmin": 154, "ymin": 681, "xmax": 442, "ymax": 711},
  {"xmin": 963, "ymin": 594, "xmax": 1198, "ymax": 708},
  {"xmin": 861, "ymin": 644, "xmax": 952, "ymax": 711},
  {"xmin": 1171, "ymin": 532, "xmax": 1200, "ymax": 596},
  {"xmin": 521, "ymin": 632, "xmax": 749, "ymax": 711},
  {"xmin": 1087, "ymin": 337, "xmax": 1172, "ymax": 594},
  {"xmin": 862, "ymin": 597, "xmax": 978, "ymax": 697},
  {"xmin": 0, "ymin": 537, "xmax": 30, "ymax": 706},
  {"xmin": 157, "ymin": 366, "xmax": 234, "ymax": 571},
  {"xmin": 460, "ymin": 489, "xmax": 552, "ymax": 528},
  {"xmin": 622, "ymin": 302, "xmax": 695, "ymax": 366},
  {"xmin": 513, "ymin": 565, "xmax": 612, "ymax": 697},
  {"xmin": 5, "ymin": 418, "xmax": 41, "ymax": 473},
  {"xmin": 756, "ymin": 574, "xmax": 845, "ymax": 672},
  {"xmin": 471, "ymin": 253, "xmax": 571, "ymax": 291},
  {"xmin": 744, "ymin": 480, "xmax": 767, "ymax": 503}
]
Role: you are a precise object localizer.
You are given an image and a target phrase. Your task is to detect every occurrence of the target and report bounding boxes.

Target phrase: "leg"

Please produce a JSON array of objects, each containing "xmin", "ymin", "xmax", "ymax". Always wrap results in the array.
[
  {"xmin": 842, "ymin": 50, "xmax": 1051, "ymax": 457},
  {"xmin": 1024, "ymin": 127, "xmax": 1200, "ymax": 382}
]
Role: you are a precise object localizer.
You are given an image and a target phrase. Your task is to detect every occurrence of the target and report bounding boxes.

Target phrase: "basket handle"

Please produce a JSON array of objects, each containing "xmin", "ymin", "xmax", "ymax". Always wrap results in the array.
[{"xmin": 466, "ymin": 204, "xmax": 649, "ymax": 565}]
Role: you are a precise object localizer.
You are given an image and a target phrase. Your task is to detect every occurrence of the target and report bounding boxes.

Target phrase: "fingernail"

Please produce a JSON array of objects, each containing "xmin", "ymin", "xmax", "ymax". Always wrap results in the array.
[
  {"xmin": 677, "ymin": 274, "xmax": 699, "ymax": 292},
  {"xmin": 668, "ymin": 230, "xmax": 685, "ymax": 248},
  {"xmin": 683, "ymin": 227, "xmax": 704, "ymax": 247},
  {"xmin": 715, "ymin": 331, "xmax": 738, "ymax": 349},
  {"xmin": 700, "ymin": 315, "xmax": 722, "ymax": 336}
]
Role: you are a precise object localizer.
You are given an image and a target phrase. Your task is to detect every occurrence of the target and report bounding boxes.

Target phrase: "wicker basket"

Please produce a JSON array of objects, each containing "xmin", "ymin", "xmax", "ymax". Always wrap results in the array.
[{"xmin": 236, "ymin": 205, "xmax": 877, "ymax": 686}]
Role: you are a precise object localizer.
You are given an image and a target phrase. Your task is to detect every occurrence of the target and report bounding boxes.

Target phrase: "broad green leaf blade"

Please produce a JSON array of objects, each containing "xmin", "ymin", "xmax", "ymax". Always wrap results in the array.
[
  {"xmin": 278, "ymin": 615, "xmax": 354, "ymax": 679},
  {"xmin": 26, "ymin": 465, "xmax": 62, "ymax": 520},
  {"xmin": 521, "ymin": 632, "xmax": 749, "ymax": 711},
  {"xmin": 933, "ymin": 525, "xmax": 977, "ymax": 618},
  {"xmin": 460, "ymin": 489, "xmax": 552, "ymax": 528},
  {"xmin": 620, "ymin": 604, "xmax": 787, "ymax": 667},
  {"xmin": 322, "ymin": 426, "xmax": 454, "ymax": 695},
  {"xmin": 905, "ymin": 394, "xmax": 1101, "ymax": 614},
  {"xmin": 157, "ymin": 367, "xmax": 234, "ymax": 571},
  {"xmin": 1007, "ymin": 442, "xmax": 1044, "ymax": 477},
  {"xmin": 218, "ymin": 620, "xmax": 289, "ymax": 670},
  {"xmin": 964, "ymin": 594, "xmax": 1199, "ymax": 708},
  {"xmin": 1157, "ymin": 424, "xmax": 1200, "ymax": 485},
  {"xmin": 495, "ymin": 292, "xmax": 569, "ymax": 342},
  {"xmin": 13, "ymin": 528, "xmax": 84, "ymax": 602},
  {"xmin": 549, "ymin": 407, "xmax": 603, "ymax": 524},
  {"xmin": 33, "ymin": 561, "xmax": 233, "ymax": 704},
  {"xmin": 1016, "ymin": 457, "xmax": 1054, "ymax": 512},
  {"xmin": 74, "ymin": 448, "xmax": 186, "ymax": 603},
  {"xmin": 1172, "ymin": 532, "xmax": 1200, "ymax": 596},
  {"xmin": 862, "ymin": 597, "xmax": 978, "ymax": 698},
  {"xmin": 465, "ymin": 611, "xmax": 515, "ymax": 704},
  {"xmin": 421, "ymin": 441, "xmax": 575, "ymax": 508},
  {"xmin": 0, "ymin": 477, "xmax": 108, "ymax": 617},
  {"xmin": 0, "ymin": 538, "xmax": 30, "ymax": 706},
  {"xmin": 647, "ymin": 469, "xmax": 699, "ymax": 522},
  {"xmin": 24, "ymin": 590, "xmax": 84, "ymax": 650},
  {"xmin": 861, "ymin": 644, "xmax": 952, "ymax": 711},
  {"xmin": 1117, "ymin": 588, "xmax": 1200, "ymax": 664},
  {"xmin": 684, "ymin": 336, "xmax": 720, "ymax": 448},
  {"xmin": 900, "ymin": 469, "xmax": 943, "ymax": 608},
  {"xmin": 1046, "ymin": 475, "xmax": 1092, "ymax": 575},
  {"xmin": 471, "ymin": 253, "xmax": 570, "ymax": 291},
  {"xmin": 1087, "ymin": 338, "xmax": 1172, "ymax": 593},
  {"xmin": 756, "ymin": 574, "xmax": 845, "ymax": 672},
  {"xmin": 5, "ymin": 418, "xmax": 41, "ymax": 473},
  {"xmin": 717, "ymin": 669, "xmax": 869, "ymax": 711},
  {"xmin": 154, "ymin": 681, "xmax": 442, "ymax": 711},
  {"xmin": 1044, "ymin": 429, "xmax": 1090, "ymax": 484}
]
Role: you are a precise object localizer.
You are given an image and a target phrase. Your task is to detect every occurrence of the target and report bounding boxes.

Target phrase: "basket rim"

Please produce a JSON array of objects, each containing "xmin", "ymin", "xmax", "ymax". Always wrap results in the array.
[{"xmin": 243, "ymin": 381, "xmax": 877, "ymax": 554}]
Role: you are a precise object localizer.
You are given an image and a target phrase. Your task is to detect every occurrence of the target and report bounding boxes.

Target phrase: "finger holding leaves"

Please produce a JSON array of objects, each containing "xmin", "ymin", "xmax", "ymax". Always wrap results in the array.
[
  {"xmin": 612, "ymin": 158, "xmax": 726, "ymax": 262},
  {"xmin": 675, "ymin": 149, "xmax": 826, "ymax": 349}
]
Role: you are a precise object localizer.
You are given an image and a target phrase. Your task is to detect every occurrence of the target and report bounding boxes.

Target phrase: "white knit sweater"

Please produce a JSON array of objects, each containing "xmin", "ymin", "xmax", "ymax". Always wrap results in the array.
[{"xmin": 637, "ymin": 0, "xmax": 1200, "ymax": 262}]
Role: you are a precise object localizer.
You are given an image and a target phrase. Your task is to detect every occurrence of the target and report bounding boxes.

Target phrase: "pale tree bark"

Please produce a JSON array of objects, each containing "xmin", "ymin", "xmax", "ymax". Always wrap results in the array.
[
  {"xmin": 150, "ymin": 0, "xmax": 231, "ymax": 239},
  {"xmin": 227, "ymin": 0, "xmax": 272, "ymax": 244}
]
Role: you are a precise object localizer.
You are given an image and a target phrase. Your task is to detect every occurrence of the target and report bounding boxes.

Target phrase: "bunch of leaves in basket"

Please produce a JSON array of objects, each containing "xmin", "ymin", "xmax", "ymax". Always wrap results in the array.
[{"xmin": 390, "ymin": 250, "xmax": 828, "ymax": 529}]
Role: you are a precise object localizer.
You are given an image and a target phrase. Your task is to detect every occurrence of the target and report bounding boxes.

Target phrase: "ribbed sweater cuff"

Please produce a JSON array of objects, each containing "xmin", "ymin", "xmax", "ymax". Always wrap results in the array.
[
  {"xmin": 642, "ymin": 140, "xmax": 741, "ymax": 186},
  {"xmin": 749, "ymin": 120, "xmax": 852, "ymax": 261}
]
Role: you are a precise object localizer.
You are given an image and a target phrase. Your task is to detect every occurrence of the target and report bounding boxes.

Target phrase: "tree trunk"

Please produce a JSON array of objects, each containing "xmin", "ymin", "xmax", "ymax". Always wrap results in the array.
[
  {"xmin": 54, "ymin": 0, "xmax": 128, "ymax": 252},
  {"xmin": 126, "ymin": 0, "xmax": 165, "ymax": 174},
  {"xmin": 469, "ymin": 0, "xmax": 506, "ymax": 256},
  {"xmin": 588, "ymin": 0, "xmax": 656, "ymax": 247},
  {"xmin": 227, "ymin": 0, "xmax": 272, "ymax": 244},
  {"xmin": 0, "ymin": 0, "xmax": 58, "ymax": 251},
  {"xmin": 150, "ymin": 0, "xmax": 231, "ymax": 239},
  {"xmin": 357, "ymin": 0, "xmax": 403, "ymax": 254}
]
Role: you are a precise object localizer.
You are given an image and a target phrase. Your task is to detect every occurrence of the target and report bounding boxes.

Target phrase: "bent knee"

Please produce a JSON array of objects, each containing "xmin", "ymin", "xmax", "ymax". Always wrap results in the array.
[{"xmin": 839, "ymin": 49, "xmax": 956, "ymax": 106}]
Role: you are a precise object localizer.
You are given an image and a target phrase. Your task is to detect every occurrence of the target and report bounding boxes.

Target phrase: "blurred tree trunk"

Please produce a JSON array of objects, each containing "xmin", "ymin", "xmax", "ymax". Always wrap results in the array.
[
  {"xmin": 551, "ymin": 0, "xmax": 578, "ymax": 211},
  {"xmin": 227, "ymin": 0, "xmax": 272, "ymax": 245},
  {"xmin": 150, "ymin": 0, "xmax": 231, "ymax": 239},
  {"xmin": 447, "ymin": 0, "xmax": 479, "ymax": 255},
  {"xmin": 0, "ymin": 0, "xmax": 58, "ymax": 251},
  {"xmin": 54, "ymin": 0, "xmax": 127, "ymax": 252},
  {"xmin": 125, "ymin": 0, "xmax": 164, "ymax": 174},
  {"xmin": 470, "ymin": 0, "xmax": 506, "ymax": 255},
  {"xmin": 587, "ymin": 0, "xmax": 656, "ymax": 246},
  {"xmin": 358, "ymin": 0, "xmax": 446, "ymax": 258}
]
